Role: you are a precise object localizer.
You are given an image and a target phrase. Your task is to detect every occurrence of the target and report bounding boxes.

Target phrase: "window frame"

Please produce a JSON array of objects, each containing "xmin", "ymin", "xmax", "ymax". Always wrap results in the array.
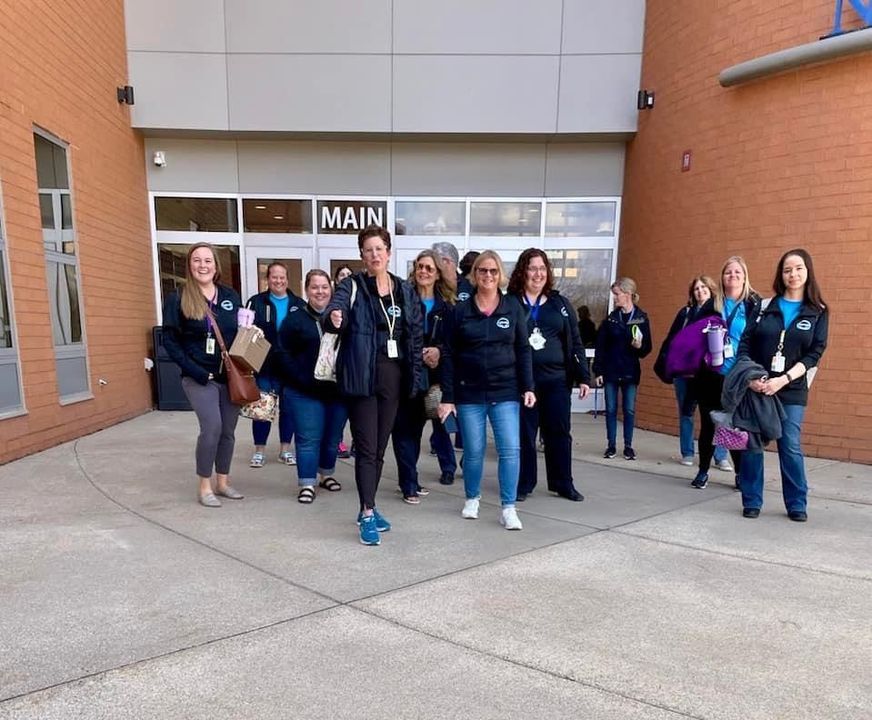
[{"xmin": 0, "ymin": 180, "xmax": 25, "ymax": 419}]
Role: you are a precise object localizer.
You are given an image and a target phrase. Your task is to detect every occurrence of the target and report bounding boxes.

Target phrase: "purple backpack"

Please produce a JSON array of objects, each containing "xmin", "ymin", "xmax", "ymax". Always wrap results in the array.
[{"xmin": 664, "ymin": 315, "xmax": 726, "ymax": 379}]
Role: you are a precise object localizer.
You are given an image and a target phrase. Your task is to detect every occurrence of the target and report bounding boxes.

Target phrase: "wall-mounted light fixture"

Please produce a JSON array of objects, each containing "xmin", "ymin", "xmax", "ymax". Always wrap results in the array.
[
  {"xmin": 153, "ymin": 151, "xmax": 166, "ymax": 168},
  {"xmin": 637, "ymin": 89, "xmax": 655, "ymax": 110},
  {"xmin": 116, "ymin": 85, "xmax": 135, "ymax": 105}
]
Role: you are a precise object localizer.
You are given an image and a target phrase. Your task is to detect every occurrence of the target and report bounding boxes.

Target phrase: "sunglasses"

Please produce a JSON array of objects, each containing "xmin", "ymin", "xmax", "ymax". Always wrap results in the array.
[
  {"xmin": 416, "ymin": 263, "xmax": 436, "ymax": 272},
  {"xmin": 476, "ymin": 267, "xmax": 499, "ymax": 276}
]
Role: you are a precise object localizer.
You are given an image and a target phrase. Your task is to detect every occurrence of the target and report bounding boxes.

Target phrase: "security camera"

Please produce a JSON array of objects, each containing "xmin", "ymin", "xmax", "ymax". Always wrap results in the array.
[{"xmin": 153, "ymin": 151, "xmax": 166, "ymax": 167}]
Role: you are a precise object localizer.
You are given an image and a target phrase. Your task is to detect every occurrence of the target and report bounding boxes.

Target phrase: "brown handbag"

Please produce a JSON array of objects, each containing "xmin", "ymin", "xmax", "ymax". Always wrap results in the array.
[{"xmin": 205, "ymin": 306, "xmax": 261, "ymax": 405}]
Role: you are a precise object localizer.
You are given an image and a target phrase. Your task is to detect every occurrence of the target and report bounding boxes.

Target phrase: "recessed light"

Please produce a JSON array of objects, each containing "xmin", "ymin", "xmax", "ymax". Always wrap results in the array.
[
  {"xmin": 255, "ymin": 205, "xmax": 267, "ymax": 210},
  {"xmin": 273, "ymin": 215, "xmax": 284, "ymax": 220}
]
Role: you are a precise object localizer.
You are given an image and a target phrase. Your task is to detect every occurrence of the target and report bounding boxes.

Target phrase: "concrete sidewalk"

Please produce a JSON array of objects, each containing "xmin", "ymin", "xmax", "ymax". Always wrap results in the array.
[{"xmin": 0, "ymin": 411, "xmax": 869, "ymax": 719}]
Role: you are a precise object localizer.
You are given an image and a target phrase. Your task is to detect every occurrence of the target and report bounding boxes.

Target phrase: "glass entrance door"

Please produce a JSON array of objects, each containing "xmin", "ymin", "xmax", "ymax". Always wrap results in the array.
[{"xmin": 244, "ymin": 247, "xmax": 312, "ymax": 302}]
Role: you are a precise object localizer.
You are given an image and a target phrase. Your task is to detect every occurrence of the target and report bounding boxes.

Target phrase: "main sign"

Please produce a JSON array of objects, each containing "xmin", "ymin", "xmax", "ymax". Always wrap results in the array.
[{"xmin": 317, "ymin": 200, "xmax": 387, "ymax": 234}]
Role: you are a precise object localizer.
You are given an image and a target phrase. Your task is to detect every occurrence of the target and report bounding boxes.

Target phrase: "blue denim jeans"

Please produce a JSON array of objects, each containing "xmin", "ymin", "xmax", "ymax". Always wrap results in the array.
[
  {"xmin": 604, "ymin": 381, "xmax": 637, "ymax": 449},
  {"xmin": 284, "ymin": 387, "xmax": 347, "ymax": 487},
  {"xmin": 740, "ymin": 404, "xmax": 807, "ymax": 512},
  {"xmin": 252, "ymin": 374, "xmax": 295, "ymax": 446},
  {"xmin": 457, "ymin": 401, "xmax": 520, "ymax": 507},
  {"xmin": 674, "ymin": 377, "xmax": 726, "ymax": 462}
]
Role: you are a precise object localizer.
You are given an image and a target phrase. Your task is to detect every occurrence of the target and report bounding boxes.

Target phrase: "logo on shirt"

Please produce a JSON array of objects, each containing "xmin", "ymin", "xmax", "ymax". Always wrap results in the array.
[
  {"xmin": 796, "ymin": 319, "xmax": 812, "ymax": 331},
  {"xmin": 560, "ymin": 306, "xmax": 569, "ymax": 317},
  {"xmin": 458, "ymin": 292, "xmax": 470, "ymax": 302},
  {"xmin": 290, "ymin": 306, "xmax": 300, "ymax": 313},
  {"xmin": 220, "ymin": 300, "xmax": 234, "ymax": 311},
  {"xmin": 496, "ymin": 317, "xmax": 510, "ymax": 329},
  {"xmin": 387, "ymin": 305, "xmax": 401, "ymax": 318}
]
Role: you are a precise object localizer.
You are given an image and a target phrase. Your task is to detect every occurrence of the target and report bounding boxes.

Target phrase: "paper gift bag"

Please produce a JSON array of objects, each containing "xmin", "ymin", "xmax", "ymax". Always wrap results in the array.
[{"xmin": 229, "ymin": 326, "xmax": 271, "ymax": 373}]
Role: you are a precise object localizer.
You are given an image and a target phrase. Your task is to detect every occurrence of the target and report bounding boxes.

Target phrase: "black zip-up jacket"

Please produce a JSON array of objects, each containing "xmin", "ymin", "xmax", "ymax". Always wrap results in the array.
[
  {"xmin": 441, "ymin": 292, "xmax": 534, "ymax": 404},
  {"xmin": 275, "ymin": 303, "xmax": 339, "ymax": 401},
  {"xmin": 246, "ymin": 290, "xmax": 302, "ymax": 378},
  {"xmin": 517, "ymin": 291, "xmax": 591, "ymax": 389},
  {"xmin": 456, "ymin": 275, "xmax": 475, "ymax": 303},
  {"xmin": 324, "ymin": 272, "xmax": 424, "ymax": 399},
  {"xmin": 421, "ymin": 293, "xmax": 453, "ymax": 389},
  {"xmin": 738, "ymin": 298, "xmax": 828, "ymax": 406},
  {"xmin": 162, "ymin": 285, "xmax": 241, "ymax": 385},
  {"xmin": 593, "ymin": 306, "xmax": 653, "ymax": 384}
]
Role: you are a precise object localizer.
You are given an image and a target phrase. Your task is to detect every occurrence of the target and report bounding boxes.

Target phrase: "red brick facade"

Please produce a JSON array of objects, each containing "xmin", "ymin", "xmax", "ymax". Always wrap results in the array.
[
  {"xmin": 621, "ymin": 2, "xmax": 872, "ymax": 462},
  {"xmin": 0, "ymin": 1, "xmax": 154, "ymax": 462}
]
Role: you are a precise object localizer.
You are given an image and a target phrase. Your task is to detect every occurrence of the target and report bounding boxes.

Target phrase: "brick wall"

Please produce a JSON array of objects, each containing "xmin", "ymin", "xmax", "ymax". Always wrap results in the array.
[
  {"xmin": 0, "ymin": 1, "xmax": 154, "ymax": 463},
  {"xmin": 620, "ymin": 1, "xmax": 872, "ymax": 462}
]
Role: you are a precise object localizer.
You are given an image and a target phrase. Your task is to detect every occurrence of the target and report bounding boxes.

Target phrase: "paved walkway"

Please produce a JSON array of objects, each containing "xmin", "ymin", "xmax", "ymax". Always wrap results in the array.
[{"xmin": 0, "ymin": 412, "xmax": 869, "ymax": 719}]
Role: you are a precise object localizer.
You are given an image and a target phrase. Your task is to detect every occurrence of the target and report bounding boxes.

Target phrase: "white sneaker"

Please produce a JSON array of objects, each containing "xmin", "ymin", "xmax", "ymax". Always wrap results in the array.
[
  {"xmin": 500, "ymin": 506, "xmax": 523, "ymax": 531},
  {"xmin": 715, "ymin": 458, "xmax": 733, "ymax": 472},
  {"xmin": 679, "ymin": 456, "xmax": 694, "ymax": 467},
  {"xmin": 280, "ymin": 451, "xmax": 297, "ymax": 466},
  {"xmin": 461, "ymin": 498, "xmax": 480, "ymax": 519}
]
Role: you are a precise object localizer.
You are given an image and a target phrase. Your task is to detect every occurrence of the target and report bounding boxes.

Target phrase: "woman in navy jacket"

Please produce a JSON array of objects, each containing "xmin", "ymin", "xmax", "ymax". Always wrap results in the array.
[
  {"xmin": 324, "ymin": 225, "xmax": 424, "ymax": 546},
  {"xmin": 391, "ymin": 249, "xmax": 456, "ymax": 503},
  {"xmin": 162, "ymin": 242, "xmax": 244, "ymax": 508},
  {"xmin": 275, "ymin": 270, "xmax": 347, "ymax": 504},
  {"xmin": 508, "ymin": 248, "xmax": 591, "ymax": 502},
  {"xmin": 438, "ymin": 251, "xmax": 535, "ymax": 531},
  {"xmin": 737, "ymin": 248, "xmax": 828, "ymax": 521},
  {"xmin": 593, "ymin": 277, "xmax": 652, "ymax": 460},
  {"xmin": 245, "ymin": 262, "xmax": 299, "ymax": 469}
]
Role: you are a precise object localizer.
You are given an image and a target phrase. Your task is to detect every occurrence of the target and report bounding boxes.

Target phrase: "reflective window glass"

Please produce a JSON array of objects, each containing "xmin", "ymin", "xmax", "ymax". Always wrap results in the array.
[
  {"xmin": 0, "ymin": 250, "xmax": 10, "ymax": 349},
  {"xmin": 469, "ymin": 202, "xmax": 540, "ymax": 236},
  {"xmin": 46, "ymin": 261, "xmax": 83, "ymax": 345},
  {"xmin": 157, "ymin": 244, "xmax": 242, "ymax": 305},
  {"xmin": 155, "ymin": 197, "xmax": 239, "ymax": 232},
  {"xmin": 545, "ymin": 202, "xmax": 616, "ymax": 237},
  {"xmin": 547, "ymin": 249, "xmax": 614, "ymax": 328},
  {"xmin": 242, "ymin": 199, "xmax": 313, "ymax": 233},
  {"xmin": 39, "ymin": 194, "xmax": 54, "ymax": 229},
  {"xmin": 61, "ymin": 194, "xmax": 73, "ymax": 229},
  {"xmin": 34, "ymin": 134, "xmax": 70, "ymax": 189},
  {"xmin": 395, "ymin": 201, "xmax": 465, "ymax": 235}
]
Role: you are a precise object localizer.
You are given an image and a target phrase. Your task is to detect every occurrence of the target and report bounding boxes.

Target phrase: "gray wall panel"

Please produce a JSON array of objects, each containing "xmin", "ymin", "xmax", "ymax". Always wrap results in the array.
[
  {"xmin": 145, "ymin": 139, "xmax": 240, "ymax": 193},
  {"xmin": 225, "ymin": 0, "xmax": 391, "ymax": 53},
  {"xmin": 237, "ymin": 142, "xmax": 391, "ymax": 195},
  {"xmin": 393, "ymin": 56, "xmax": 559, "ymax": 133},
  {"xmin": 557, "ymin": 55, "xmax": 641, "ymax": 133},
  {"xmin": 562, "ymin": 0, "xmax": 646, "ymax": 54},
  {"xmin": 391, "ymin": 143, "xmax": 547, "ymax": 196},
  {"xmin": 129, "ymin": 53, "xmax": 229, "ymax": 130},
  {"xmin": 393, "ymin": 0, "xmax": 562, "ymax": 54},
  {"xmin": 545, "ymin": 143, "xmax": 626, "ymax": 196},
  {"xmin": 124, "ymin": 0, "xmax": 226, "ymax": 53},
  {"xmin": 227, "ymin": 55, "xmax": 391, "ymax": 131}
]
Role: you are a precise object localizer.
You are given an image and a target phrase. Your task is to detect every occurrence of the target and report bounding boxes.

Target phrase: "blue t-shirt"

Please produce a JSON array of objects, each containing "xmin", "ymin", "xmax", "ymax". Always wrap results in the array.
[
  {"xmin": 421, "ymin": 297, "xmax": 435, "ymax": 334},
  {"xmin": 270, "ymin": 294, "xmax": 290, "ymax": 328},
  {"xmin": 779, "ymin": 297, "xmax": 802, "ymax": 329},
  {"xmin": 721, "ymin": 298, "xmax": 747, "ymax": 375}
]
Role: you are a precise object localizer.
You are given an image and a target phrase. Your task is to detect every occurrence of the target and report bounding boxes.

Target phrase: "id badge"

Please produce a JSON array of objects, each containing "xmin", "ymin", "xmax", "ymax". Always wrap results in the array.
[
  {"xmin": 770, "ymin": 353, "xmax": 785, "ymax": 373},
  {"xmin": 206, "ymin": 337, "xmax": 216, "ymax": 355},
  {"xmin": 387, "ymin": 339, "xmax": 399, "ymax": 359},
  {"xmin": 528, "ymin": 327, "xmax": 546, "ymax": 351},
  {"xmin": 723, "ymin": 342, "xmax": 734, "ymax": 359}
]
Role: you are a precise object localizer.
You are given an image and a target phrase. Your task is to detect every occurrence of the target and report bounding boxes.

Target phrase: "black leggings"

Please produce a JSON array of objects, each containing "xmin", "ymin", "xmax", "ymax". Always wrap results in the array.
[
  {"xmin": 695, "ymin": 372, "xmax": 742, "ymax": 475},
  {"xmin": 347, "ymin": 356, "xmax": 402, "ymax": 511}
]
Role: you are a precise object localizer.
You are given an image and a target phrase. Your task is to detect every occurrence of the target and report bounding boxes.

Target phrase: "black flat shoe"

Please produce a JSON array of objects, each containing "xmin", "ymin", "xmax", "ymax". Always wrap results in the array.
[
  {"xmin": 742, "ymin": 507, "xmax": 760, "ymax": 518},
  {"xmin": 788, "ymin": 510, "xmax": 808, "ymax": 522},
  {"xmin": 558, "ymin": 489, "xmax": 584, "ymax": 502},
  {"xmin": 516, "ymin": 492, "xmax": 528, "ymax": 502}
]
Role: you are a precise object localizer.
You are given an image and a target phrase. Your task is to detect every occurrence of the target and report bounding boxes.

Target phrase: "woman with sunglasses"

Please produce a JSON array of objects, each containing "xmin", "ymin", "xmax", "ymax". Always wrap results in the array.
[
  {"xmin": 391, "ymin": 250, "xmax": 457, "ymax": 503},
  {"xmin": 439, "ymin": 251, "xmax": 535, "ymax": 530}
]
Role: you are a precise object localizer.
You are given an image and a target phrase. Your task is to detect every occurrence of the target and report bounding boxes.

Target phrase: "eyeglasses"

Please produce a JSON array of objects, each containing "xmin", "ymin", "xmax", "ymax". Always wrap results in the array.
[
  {"xmin": 476, "ymin": 267, "xmax": 499, "ymax": 276},
  {"xmin": 416, "ymin": 263, "xmax": 436, "ymax": 272}
]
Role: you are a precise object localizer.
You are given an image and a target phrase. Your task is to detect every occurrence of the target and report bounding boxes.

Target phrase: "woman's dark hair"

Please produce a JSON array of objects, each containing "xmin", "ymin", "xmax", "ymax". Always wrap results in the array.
[
  {"xmin": 332, "ymin": 264, "xmax": 353, "ymax": 283},
  {"xmin": 459, "ymin": 250, "xmax": 480, "ymax": 277},
  {"xmin": 305, "ymin": 269, "xmax": 331, "ymax": 288},
  {"xmin": 577, "ymin": 305, "xmax": 591, "ymax": 320},
  {"xmin": 686, "ymin": 275, "xmax": 717, "ymax": 307},
  {"xmin": 508, "ymin": 248, "xmax": 554, "ymax": 296},
  {"xmin": 773, "ymin": 248, "xmax": 826, "ymax": 310},
  {"xmin": 357, "ymin": 224, "xmax": 391, "ymax": 252}
]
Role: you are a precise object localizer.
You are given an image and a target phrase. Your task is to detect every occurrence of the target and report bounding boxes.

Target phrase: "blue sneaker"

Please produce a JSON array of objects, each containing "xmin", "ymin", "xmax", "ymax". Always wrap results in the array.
[
  {"xmin": 356, "ymin": 508, "xmax": 391, "ymax": 532},
  {"xmin": 359, "ymin": 515, "xmax": 380, "ymax": 545}
]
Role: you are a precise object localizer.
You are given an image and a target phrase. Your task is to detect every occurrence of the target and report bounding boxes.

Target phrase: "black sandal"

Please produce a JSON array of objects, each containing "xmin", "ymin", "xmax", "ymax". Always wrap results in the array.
[
  {"xmin": 298, "ymin": 487, "xmax": 316, "ymax": 504},
  {"xmin": 318, "ymin": 477, "xmax": 341, "ymax": 492}
]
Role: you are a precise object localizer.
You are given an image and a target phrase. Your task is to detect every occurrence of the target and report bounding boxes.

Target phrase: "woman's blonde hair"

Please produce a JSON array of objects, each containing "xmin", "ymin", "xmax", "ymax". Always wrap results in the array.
[
  {"xmin": 180, "ymin": 242, "xmax": 222, "ymax": 320},
  {"xmin": 714, "ymin": 255, "xmax": 753, "ymax": 313},
  {"xmin": 611, "ymin": 277, "xmax": 639, "ymax": 304},
  {"xmin": 408, "ymin": 249, "xmax": 457, "ymax": 305},
  {"xmin": 471, "ymin": 250, "xmax": 507, "ymax": 291}
]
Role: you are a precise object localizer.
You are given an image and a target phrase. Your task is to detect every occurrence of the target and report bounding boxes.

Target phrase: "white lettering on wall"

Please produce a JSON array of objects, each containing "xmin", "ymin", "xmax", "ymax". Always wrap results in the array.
[{"xmin": 319, "ymin": 203, "xmax": 385, "ymax": 232}]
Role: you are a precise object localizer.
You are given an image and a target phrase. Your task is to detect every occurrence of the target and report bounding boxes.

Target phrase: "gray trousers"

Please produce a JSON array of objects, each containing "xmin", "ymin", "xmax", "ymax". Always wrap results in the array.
[{"xmin": 181, "ymin": 377, "xmax": 240, "ymax": 477}]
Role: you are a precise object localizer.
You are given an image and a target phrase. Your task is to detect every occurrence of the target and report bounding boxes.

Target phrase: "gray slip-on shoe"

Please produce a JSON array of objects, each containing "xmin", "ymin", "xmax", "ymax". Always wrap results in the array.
[
  {"xmin": 199, "ymin": 492, "xmax": 222, "ymax": 508},
  {"xmin": 216, "ymin": 486, "xmax": 244, "ymax": 500}
]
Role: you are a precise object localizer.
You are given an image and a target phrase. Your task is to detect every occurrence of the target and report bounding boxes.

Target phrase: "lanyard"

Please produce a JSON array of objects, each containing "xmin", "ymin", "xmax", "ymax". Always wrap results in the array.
[
  {"xmin": 775, "ymin": 329, "xmax": 786, "ymax": 354},
  {"xmin": 621, "ymin": 307, "xmax": 635, "ymax": 325},
  {"xmin": 524, "ymin": 293, "xmax": 544, "ymax": 324},
  {"xmin": 306, "ymin": 304, "xmax": 323, "ymax": 338},
  {"xmin": 723, "ymin": 301, "xmax": 742, "ymax": 335},
  {"xmin": 378, "ymin": 282, "xmax": 397, "ymax": 340},
  {"xmin": 204, "ymin": 289, "xmax": 217, "ymax": 335}
]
